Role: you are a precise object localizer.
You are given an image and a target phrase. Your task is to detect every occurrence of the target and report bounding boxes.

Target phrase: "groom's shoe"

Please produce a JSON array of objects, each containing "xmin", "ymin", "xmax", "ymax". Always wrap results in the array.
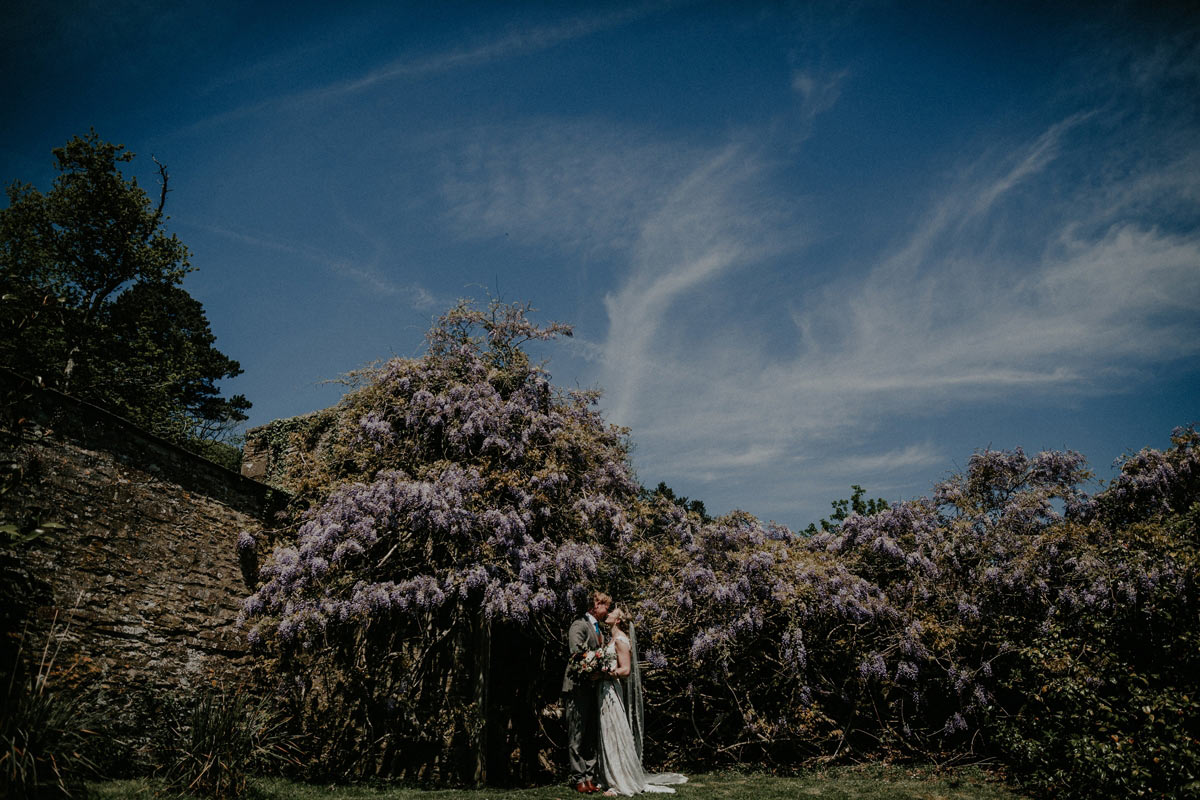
[
  {"xmin": 584, "ymin": 780, "xmax": 602, "ymax": 793},
  {"xmin": 575, "ymin": 782, "xmax": 592, "ymax": 793}
]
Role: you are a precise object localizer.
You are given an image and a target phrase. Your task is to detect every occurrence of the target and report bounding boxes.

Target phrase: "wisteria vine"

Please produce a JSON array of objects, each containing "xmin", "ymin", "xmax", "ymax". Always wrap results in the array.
[{"xmin": 236, "ymin": 300, "xmax": 1198, "ymax": 796}]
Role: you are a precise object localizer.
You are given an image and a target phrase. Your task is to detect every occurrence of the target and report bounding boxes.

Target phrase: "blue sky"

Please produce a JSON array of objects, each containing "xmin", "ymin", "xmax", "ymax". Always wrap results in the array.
[{"xmin": 4, "ymin": 1, "xmax": 1198, "ymax": 528}]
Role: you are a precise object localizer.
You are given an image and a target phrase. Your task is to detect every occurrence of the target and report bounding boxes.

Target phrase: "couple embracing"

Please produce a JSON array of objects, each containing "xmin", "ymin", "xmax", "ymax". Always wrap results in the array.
[{"xmin": 563, "ymin": 590, "xmax": 688, "ymax": 796}]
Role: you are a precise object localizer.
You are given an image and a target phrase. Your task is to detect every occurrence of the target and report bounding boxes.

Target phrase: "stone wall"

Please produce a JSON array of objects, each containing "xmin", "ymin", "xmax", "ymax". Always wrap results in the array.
[
  {"xmin": 240, "ymin": 408, "xmax": 337, "ymax": 493},
  {"xmin": 1, "ymin": 371, "xmax": 288, "ymax": 715}
]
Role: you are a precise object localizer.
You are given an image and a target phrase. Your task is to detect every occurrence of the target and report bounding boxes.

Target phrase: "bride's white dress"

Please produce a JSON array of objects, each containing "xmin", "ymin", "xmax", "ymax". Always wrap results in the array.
[{"xmin": 598, "ymin": 633, "xmax": 688, "ymax": 796}]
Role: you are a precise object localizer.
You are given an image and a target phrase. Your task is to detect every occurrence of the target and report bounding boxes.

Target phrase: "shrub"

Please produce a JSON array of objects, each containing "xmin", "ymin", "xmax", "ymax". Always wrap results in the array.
[
  {"xmin": 986, "ymin": 428, "xmax": 1200, "ymax": 798},
  {"xmin": 158, "ymin": 689, "xmax": 298, "ymax": 799},
  {"xmin": 0, "ymin": 618, "xmax": 98, "ymax": 798},
  {"xmin": 186, "ymin": 437, "xmax": 244, "ymax": 473},
  {"xmin": 632, "ymin": 430, "xmax": 1199, "ymax": 799},
  {"xmin": 239, "ymin": 300, "xmax": 637, "ymax": 782}
]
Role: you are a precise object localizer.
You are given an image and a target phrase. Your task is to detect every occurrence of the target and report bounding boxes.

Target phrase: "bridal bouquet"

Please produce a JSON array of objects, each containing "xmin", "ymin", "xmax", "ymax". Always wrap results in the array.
[{"xmin": 567, "ymin": 647, "xmax": 613, "ymax": 679}]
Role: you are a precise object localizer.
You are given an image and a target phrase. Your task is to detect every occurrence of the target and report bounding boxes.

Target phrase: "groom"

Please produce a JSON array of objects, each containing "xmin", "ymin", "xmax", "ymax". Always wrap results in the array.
[{"xmin": 564, "ymin": 589, "xmax": 611, "ymax": 794}]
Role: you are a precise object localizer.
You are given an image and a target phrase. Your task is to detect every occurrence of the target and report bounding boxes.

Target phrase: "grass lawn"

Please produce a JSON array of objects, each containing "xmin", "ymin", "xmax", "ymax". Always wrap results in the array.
[{"xmin": 89, "ymin": 765, "xmax": 1030, "ymax": 799}]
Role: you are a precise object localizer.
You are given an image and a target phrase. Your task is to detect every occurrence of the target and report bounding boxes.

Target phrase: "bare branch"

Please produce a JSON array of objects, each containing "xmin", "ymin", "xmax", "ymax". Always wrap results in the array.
[{"xmin": 151, "ymin": 155, "xmax": 169, "ymax": 227}]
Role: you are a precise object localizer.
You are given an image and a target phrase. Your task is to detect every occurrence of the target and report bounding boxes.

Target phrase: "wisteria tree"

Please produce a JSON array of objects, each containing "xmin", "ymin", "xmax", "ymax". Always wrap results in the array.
[
  {"xmin": 632, "ymin": 429, "xmax": 1198, "ymax": 798},
  {"xmin": 239, "ymin": 300, "xmax": 641, "ymax": 782}
]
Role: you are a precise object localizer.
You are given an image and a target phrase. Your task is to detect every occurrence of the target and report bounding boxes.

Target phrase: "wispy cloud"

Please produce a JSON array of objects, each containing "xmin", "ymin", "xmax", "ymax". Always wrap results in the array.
[
  {"xmin": 823, "ymin": 444, "xmax": 944, "ymax": 477},
  {"xmin": 440, "ymin": 120, "xmax": 697, "ymax": 258},
  {"xmin": 312, "ymin": 3, "xmax": 672, "ymax": 99},
  {"xmin": 428, "ymin": 21, "xmax": 1199, "ymax": 525},
  {"xmin": 598, "ymin": 102, "xmax": 1197, "ymax": 520},
  {"xmin": 601, "ymin": 142, "xmax": 803, "ymax": 424},
  {"xmin": 873, "ymin": 111, "xmax": 1093, "ymax": 282},
  {"xmin": 185, "ymin": 2, "xmax": 674, "ymax": 131},
  {"xmin": 188, "ymin": 222, "xmax": 438, "ymax": 310},
  {"xmin": 790, "ymin": 68, "xmax": 849, "ymax": 136},
  {"xmin": 434, "ymin": 99, "xmax": 1200, "ymax": 522}
]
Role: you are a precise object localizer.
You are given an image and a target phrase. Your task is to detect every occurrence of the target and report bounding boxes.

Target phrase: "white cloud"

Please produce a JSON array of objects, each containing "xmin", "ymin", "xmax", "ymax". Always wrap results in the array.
[
  {"xmin": 430, "ymin": 49, "xmax": 1199, "ymax": 525},
  {"xmin": 667, "ymin": 444, "xmax": 788, "ymax": 482},
  {"xmin": 439, "ymin": 119, "xmax": 723, "ymax": 264},
  {"xmin": 602, "ymin": 144, "xmax": 786, "ymax": 423},
  {"xmin": 317, "ymin": 3, "xmax": 673, "ymax": 98},
  {"xmin": 184, "ymin": 3, "xmax": 676, "ymax": 131},
  {"xmin": 822, "ymin": 444, "xmax": 944, "ymax": 477},
  {"xmin": 790, "ymin": 68, "xmax": 849, "ymax": 131},
  {"xmin": 590, "ymin": 105, "xmax": 1199, "ymax": 521},
  {"xmin": 191, "ymin": 222, "xmax": 439, "ymax": 310}
]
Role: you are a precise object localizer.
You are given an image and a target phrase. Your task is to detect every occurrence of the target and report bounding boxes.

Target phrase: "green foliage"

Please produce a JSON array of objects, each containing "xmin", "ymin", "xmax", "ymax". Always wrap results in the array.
[
  {"xmin": 242, "ymin": 409, "xmax": 337, "ymax": 495},
  {"xmin": 643, "ymin": 481, "xmax": 710, "ymax": 521},
  {"xmin": 188, "ymin": 437, "xmax": 245, "ymax": 473},
  {"xmin": 1, "ymin": 619, "xmax": 99, "ymax": 798},
  {"xmin": 802, "ymin": 484, "xmax": 889, "ymax": 535},
  {"xmin": 986, "ymin": 517, "xmax": 1200, "ymax": 798},
  {"xmin": 0, "ymin": 130, "xmax": 250, "ymax": 449},
  {"xmin": 158, "ymin": 689, "xmax": 299, "ymax": 800},
  {"xmin": 994, "ymin": 630, "xmax": 1200, "ymax": 799}
]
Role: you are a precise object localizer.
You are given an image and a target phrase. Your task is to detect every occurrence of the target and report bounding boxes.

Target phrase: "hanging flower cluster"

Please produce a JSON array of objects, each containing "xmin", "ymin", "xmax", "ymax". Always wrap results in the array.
[{"xmin": 240, "ymin": 300, "xmax": 639, "ymax": 648}]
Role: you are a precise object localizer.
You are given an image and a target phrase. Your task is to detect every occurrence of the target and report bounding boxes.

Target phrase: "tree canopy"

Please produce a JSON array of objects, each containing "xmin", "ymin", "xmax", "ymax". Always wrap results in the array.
[
  {"xmin": 0, "ymin": 131, "xmax": 249, "ymax": 453},
  {"xmin": 237, "ymin": 299, "xmax": 639, "ymax": 781}
]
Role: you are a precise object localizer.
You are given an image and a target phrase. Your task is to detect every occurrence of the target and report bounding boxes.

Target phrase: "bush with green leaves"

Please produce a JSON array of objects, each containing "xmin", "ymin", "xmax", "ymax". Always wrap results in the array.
[
  {"xmin": 633, "ymin": 428, "xmax": 1198, "ymax": 798},
  {"xmin": 158, "ymin": 689, "xmax": 298, "ymax": 800},
  {"xmin": 1, "ymin": 619, "xmax": 98, "ymax": 799},
  {"xmin": 985, "ymin": 429, "xmax": 1200, "ymax": 799}
]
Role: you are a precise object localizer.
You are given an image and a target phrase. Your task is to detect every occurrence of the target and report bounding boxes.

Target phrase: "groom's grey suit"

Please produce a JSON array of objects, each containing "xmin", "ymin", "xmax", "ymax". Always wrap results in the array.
[{"xmin": 563, "ymin": 614, "xmax": 602, "ymax": 785}]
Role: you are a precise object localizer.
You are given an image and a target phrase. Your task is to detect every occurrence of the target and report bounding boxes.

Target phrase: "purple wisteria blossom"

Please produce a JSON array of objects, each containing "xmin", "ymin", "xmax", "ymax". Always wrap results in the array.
[
  {"xmin": 236, "ymin": 530, "xmax": 256, "ymax": 554},
  {"xmin": 233, "ymin": 301, "xmax": 1198, "ymax": 792},
  {"xmin": 239, "ymin": 300, "xmax": 639, "ymax": 646},
  {"xmin": 635, "ymin": 431, "xmax": 1197, "ymax": 776},
  {"xmin": 357, "ymin": 411, "xmax": 394, "ymax": 452}
]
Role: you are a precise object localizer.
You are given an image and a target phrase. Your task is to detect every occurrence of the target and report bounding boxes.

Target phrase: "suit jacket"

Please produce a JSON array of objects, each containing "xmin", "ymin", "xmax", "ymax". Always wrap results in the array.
[{"xmin": 562, "ymin": 615, "xmax": 603, "ymax": 693}]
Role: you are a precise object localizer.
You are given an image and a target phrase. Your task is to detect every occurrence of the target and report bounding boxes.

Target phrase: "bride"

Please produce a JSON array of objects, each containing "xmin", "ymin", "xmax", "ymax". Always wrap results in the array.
[{"xmin": 597, "ymin": 608, "xmax": 688, "ymax": 796}]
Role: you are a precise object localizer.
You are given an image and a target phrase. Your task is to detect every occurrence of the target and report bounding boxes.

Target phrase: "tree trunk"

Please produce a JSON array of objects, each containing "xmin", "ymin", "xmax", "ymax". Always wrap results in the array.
[{"xmin": 472, "ymin": 615, "xmax": 490, "ymax": 786}]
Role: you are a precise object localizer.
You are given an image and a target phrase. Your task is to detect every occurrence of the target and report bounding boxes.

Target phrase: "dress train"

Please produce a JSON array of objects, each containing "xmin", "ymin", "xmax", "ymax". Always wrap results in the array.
[{"xmin": 597, "ymin": 678, "xmax": 687, "ymax": 795}]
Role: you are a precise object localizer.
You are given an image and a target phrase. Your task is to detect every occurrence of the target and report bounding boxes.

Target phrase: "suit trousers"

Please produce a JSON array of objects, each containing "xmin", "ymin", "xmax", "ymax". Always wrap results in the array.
[{"xmin": 566, "ymin": 682, "xmax": 598, "ymax": 783}]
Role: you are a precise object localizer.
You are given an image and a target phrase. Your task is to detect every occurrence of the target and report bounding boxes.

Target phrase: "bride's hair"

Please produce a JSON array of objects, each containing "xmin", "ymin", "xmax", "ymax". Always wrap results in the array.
[{"xmin": 607, "ymin": 607, "xmax": 629, "ymax": 630}]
